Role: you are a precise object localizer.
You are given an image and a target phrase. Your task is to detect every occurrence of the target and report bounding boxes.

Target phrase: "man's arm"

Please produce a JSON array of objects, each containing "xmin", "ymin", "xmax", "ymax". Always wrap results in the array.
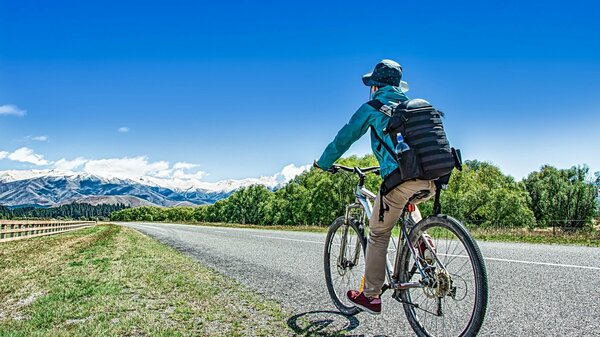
[{"xmin": 316, "ymin": 104, "xmax": 372, "ymax": 170}]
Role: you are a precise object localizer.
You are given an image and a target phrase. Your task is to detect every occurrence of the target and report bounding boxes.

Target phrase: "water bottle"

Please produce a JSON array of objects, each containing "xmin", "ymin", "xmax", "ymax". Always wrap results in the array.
[{"xmin": 395, "ymin": 133, "xmax": 410, "ymax": 160}]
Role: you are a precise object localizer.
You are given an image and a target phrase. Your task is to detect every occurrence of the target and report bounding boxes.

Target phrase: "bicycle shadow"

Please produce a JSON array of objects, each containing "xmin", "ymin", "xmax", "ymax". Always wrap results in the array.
[{"xmin": 286, "ymin": 310, "xmax": 396, "ymax": 337}]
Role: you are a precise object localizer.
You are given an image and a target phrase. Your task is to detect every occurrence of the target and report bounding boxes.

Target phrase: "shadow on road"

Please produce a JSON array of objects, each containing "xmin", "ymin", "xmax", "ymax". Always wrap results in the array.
[{"xmin": 287, "ymin": 310, "xmax": 397, "ymax": 337}]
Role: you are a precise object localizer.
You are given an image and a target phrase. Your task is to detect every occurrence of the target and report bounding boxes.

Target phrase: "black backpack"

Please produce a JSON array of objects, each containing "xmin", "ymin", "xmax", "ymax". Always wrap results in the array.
[{"xmin": 368, "ymin": 98, "xmax": 462, "ymax": 207}]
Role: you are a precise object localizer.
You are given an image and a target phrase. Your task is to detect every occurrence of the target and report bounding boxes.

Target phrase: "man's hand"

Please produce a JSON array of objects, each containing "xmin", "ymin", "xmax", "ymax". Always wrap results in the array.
[{"xmin": 314, "ymin": 160, "xmax": 339, "ymax": 173}]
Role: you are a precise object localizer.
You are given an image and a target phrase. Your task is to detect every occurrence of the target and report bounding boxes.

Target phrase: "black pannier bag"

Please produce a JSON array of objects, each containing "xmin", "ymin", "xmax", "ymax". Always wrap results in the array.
[{"xmin": 368, "ymin": 98, "xmax": 461, "ymax": 194}]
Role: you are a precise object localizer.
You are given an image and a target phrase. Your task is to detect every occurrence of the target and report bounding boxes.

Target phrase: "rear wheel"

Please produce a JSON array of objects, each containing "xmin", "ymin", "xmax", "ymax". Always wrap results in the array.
[
  {"xmin": 397, "ymin": 215, "xmax": 488, "ymax": 337},
  {"xmin": 324, "ymin": 216, "xmax": 367, "ymax": 315}
]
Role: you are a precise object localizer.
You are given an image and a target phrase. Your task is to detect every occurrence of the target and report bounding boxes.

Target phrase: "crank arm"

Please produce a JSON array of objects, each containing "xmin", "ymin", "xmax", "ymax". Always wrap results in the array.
[{"xmin": 394, "ymin": 281, "xmax": 423, "ymax": 290}]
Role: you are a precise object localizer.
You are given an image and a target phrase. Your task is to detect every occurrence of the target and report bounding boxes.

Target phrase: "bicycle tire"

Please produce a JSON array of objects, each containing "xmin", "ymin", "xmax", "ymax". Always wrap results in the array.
[
  {"xmin": 398, "ymin": 215, "xmax": 488, "ymax": 337},
  {"xmin": 324, "ymin": 216, "xmax": 367, "ymax": 316}
]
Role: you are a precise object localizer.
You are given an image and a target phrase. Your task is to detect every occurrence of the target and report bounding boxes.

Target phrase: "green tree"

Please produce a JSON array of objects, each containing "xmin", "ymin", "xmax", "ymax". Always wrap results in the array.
[
  {"xmin": 3, "ymin": 203, "xmax": 128, "ymax": 220},
  {"xmin": 193, "ymin": 206, "xmax": 209, "ymax": 222},
  {"xmin": 221, "ymin": 185, "xmax": 272, "ymax": 224},
  {"xmin": 424, "ymin": 160, "xmax": 536, "ymax": 228},
  {"xmin": 524, "ymin": 165, "xmax": 598, "ymax": 229},
  {"xmin": 165, "ymin": 207, "xmax": 195, "ymax": 222},
  {"xmin": 595, "ymin": 172, "xmax": 600, "ymax": 219}
]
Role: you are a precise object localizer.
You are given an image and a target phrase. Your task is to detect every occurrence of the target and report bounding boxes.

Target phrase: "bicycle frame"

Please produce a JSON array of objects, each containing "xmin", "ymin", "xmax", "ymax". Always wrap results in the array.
[{"xmin": 343, "ymin": 181, "xmax": 429, "ymax": 292}]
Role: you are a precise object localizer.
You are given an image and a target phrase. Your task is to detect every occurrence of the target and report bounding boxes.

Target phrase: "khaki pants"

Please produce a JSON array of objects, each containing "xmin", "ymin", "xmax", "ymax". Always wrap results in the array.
[{"xmin": 363, "ymin": 179, "xmax": 436, "ymax": 298}]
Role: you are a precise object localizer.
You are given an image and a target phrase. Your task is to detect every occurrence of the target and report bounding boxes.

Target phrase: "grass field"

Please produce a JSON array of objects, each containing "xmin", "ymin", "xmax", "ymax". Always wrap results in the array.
[{"xmin": 0, "ymin": 224, "xmax": 292, "ymax": 337}]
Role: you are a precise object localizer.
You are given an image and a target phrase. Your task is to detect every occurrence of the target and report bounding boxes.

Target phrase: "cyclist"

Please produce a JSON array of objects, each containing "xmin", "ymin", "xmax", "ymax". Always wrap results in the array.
[{"xmin": 314, "ymin": 59, "xmax": 436, "ymax": 315}]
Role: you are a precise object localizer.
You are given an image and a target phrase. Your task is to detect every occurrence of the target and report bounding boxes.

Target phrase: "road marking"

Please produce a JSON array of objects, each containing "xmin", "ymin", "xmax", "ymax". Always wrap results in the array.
[
  {"xmin": 252, "ymin": 234, "xmax": 324, "ymax": 245},
  {"xmin": 252, "ymin": 233, "xmax": 600, "ymax": 271},
  {"xmin": 486, "ymin": 257, "xmax": 600, "ymax": 270},
  {"xmin": 214, "ymin": 230, "xmax": 228, "ymax": 234},
  {"xmin": 437, "ymin": 253, "xmax": 600, "ymax": 271}
]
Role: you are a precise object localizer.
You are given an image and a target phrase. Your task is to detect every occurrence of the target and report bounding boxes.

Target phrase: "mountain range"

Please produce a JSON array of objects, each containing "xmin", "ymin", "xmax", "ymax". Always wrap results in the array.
[{"xmin": 0, "ymin": 171, "xmax": 283, "ymax": 208}]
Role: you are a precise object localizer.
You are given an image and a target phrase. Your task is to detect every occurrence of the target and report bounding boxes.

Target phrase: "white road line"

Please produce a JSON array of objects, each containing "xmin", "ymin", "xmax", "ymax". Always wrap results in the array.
[
  {"xmin": 437, "ymin": 253, "xmax": 600, "ymax": 271},
  {"xmin": 252, "ymin": 233, "xmax": 600, "ymax": 271},
  {"xmin": 482, "ymin": 256, "xmax": 600, "ymax": 271},
  {"xmin": 214, "ymin": 230, "xmax": 228, "ymax": 234}
]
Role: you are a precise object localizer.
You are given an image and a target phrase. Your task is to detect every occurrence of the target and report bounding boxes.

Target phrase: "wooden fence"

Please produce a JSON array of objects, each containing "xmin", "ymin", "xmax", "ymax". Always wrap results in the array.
[{"xmin": 0, "ymin": 220, "xmax": 96, "ymax": 243}]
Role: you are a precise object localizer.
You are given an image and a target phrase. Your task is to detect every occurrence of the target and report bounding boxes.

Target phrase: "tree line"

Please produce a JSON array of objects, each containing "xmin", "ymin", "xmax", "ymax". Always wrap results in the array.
[
  {"xmin": 111, "ymin": 155, "xmax": 600, "ymax": 229},
  {"xmin": 0, "ymin": 203, "xmax": 129, "ymax": 220}
]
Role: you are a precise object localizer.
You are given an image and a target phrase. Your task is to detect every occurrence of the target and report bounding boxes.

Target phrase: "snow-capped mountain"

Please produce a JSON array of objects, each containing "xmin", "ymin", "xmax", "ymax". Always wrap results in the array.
[
  {"xmin": 0, "ymin": 164, "xmax": 310, "ymax": 207},
  {"xmin": 0, "ymin": 174, "xmax": 233, "ymax": 207},
  {"xmin": 0, "ymin": 169, "xmax": 72, "ymax": 183}
]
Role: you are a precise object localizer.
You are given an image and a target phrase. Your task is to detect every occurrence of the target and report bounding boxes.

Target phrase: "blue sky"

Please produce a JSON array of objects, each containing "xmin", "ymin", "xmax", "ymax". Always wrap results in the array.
[{"xmin": 1, "ymin": 0, "xmax": 599, "ymax": 183}]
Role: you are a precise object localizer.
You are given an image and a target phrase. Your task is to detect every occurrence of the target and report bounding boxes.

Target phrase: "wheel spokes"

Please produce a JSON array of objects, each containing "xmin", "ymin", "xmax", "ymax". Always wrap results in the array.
[
  {"xmin": 329, "ymin": 223, "xmax": 365, "ymax": 309},
  {"xmin": 405, "ymin": 225, "xmax": 478, "ymax": 337}
]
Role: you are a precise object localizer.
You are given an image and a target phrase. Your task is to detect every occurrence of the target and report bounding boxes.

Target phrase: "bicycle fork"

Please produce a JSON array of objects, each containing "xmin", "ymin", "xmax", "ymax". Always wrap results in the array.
[{"xmin": 337, "ymin": 203, "xmax": 364, "ymax": 270}]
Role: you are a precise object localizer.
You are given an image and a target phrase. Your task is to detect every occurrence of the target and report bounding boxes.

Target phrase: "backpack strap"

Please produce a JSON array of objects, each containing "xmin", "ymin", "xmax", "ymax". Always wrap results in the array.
[
  {"xmin": 366, "ymin": 100, "xmax": 397, "ymax": 160},
  {"xmin": 370, "ymin": 127, "xmax": 400, "ymax": 222},
  {"xmin": 370, "ymin": 126, "xmax": 397, "ymax": 162},
  {"xmin": 432, "ymin": 183, "xmax": 442, "ymax": 215},
  {"xmin": 367, "ymin": 99, "xmax": 394, "ymax": 117},
  {"xmin": 378, "ymin": 186, "xmax": 390, "ymax": 222},
  {"xmin": 433, "ymin": 172, "xmax": 452, "ymax": 215},
  {"xmin": 384, "ymin": 100, "xmax": 410, "ymax": 134}
]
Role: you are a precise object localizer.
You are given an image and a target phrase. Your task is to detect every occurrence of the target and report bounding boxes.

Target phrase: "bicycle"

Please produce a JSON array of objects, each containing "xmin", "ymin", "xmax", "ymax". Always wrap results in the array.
[{"xmin": 323, "ymin": 164, "xmax": 488, "ymax": 337}]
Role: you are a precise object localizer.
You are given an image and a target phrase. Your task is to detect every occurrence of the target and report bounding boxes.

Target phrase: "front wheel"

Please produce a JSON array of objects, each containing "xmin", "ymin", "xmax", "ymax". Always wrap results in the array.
[
  {"xmin": 324, "ymin": 216, "xmax": 367, "ymax": 316},
  {"xmin": 398, "ymin": 215, "xmax": 488, "ymax": 337}
]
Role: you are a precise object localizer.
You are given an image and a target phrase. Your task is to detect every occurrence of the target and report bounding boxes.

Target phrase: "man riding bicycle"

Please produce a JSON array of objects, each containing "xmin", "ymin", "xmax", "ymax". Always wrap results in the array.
[{"xmin": 314, "ymin": 59, "xmax": 436, "ymax": 315}]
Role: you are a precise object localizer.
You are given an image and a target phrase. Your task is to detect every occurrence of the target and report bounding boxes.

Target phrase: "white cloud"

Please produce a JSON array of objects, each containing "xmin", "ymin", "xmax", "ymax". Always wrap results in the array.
[
  {"xmin": 278, "ymin": 163, "xmax": 311, "ymax": 182},
  {"xmin": 172, "ymin": 169, "xmax": 206, "ymax": 180},
  {"xmin": 154, "ymin": 169, "xmax": 172, "ymax": 178},
  {"xmin": 31, "ymin": 135, "xmax": 48, "ymax": 142},
  {"xmin": 83, "ymin": 156, "xmax": 170, "ymax": 180},
  {"xmin": 0, "ymin": 151, "xmax": 8, "ymax": 159},
  {"xmin": 47, "ymin": 155, "xmax": 209, "ymax": 189},
  {"xmin": 54, "ymin": 157, "xmax": 88, "ymax": 171},
  {"xmin": 7, "ymin": 147, "xmax": 49, "ymax": 165},
  {"xmin": 173, "ymin": 162, "xmax": 198, "ymax": 170},
  {"xmin": 117, "ymin": 127, "xmax": 129, "ymax": 133},
  {"xmin": 0, "ymin": 104, "xmax": 26, "ymax": 117},
  {"xmin": 190, "ymin": 163, "xmax": 310, "ymax": 192},
  {"xmin": 22, "ymin": 135, "xmax": 49, "ymax": 142}
]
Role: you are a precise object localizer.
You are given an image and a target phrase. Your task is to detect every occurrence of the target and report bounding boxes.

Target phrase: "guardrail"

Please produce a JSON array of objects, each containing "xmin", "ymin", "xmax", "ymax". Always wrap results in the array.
[{"xmin": 0, "ymin": 220, "xmax": 96, "ymax": 243}]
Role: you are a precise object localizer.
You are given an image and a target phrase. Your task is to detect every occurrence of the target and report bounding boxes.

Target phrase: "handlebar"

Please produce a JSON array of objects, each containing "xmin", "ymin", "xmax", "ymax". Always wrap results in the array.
[{"xmin": 330, "ymin": 164, "xmax": 380, "ymax": 177}]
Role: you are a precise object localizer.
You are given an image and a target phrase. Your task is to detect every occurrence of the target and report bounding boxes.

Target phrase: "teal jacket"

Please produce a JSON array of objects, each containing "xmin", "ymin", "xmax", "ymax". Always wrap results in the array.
[{"xmin": 317, "ymin": 86, "xmax": 408, "ymax": 179}]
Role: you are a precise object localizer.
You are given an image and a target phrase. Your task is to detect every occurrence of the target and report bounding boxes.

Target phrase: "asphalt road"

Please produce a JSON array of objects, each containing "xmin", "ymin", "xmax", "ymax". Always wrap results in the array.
[{"xmin": 120, "ymin": 222, "xmax": 600, "ymax": 337}]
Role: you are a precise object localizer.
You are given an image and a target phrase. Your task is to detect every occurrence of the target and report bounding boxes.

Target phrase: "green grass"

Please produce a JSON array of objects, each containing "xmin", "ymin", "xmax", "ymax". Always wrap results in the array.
[
  {"xmin": 0, "ymin": 224, "xmax": 292, "ymax": 337},
  {"xmin": 466, "ymin": 226, "xmax": 600, "ymax": 247}
]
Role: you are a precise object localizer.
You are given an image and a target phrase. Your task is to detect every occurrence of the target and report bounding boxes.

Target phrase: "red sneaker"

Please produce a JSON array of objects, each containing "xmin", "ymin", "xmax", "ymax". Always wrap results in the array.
[
  {"xmin": 347, "ymin": 290, "xmax": 381, "ymax": 315},
  {"xmin": 418, "ymin": 233, "xmax": 436, "ymax": 264}
]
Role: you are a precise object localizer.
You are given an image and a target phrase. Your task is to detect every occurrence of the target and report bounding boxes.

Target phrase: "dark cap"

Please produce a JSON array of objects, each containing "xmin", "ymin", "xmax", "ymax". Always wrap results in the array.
[{"xmin": 362, "ymin": 59, "xmax": 403, "ymax": 87}]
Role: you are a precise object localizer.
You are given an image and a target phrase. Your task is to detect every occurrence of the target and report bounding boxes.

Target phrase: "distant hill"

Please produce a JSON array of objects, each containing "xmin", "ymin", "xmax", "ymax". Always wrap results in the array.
[{"xmin": 0, "ymin": 174, "xmax": 234, "ymax": 207}]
